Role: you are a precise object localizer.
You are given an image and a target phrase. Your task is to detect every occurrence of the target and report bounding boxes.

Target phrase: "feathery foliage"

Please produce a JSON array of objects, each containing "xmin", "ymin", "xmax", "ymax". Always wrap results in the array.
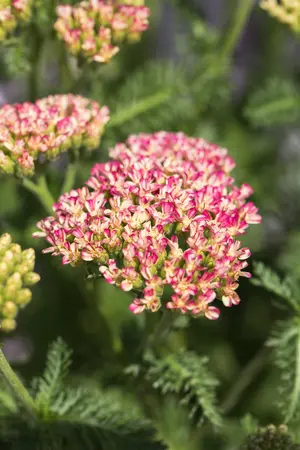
[
  {"xmin": 0, "ymin": 339, "xmax": 155, "ymax": 449},
  {"xmin": 32, "ymin": 338, "xmax": 73, "ymax": 417},
  {"xmin": 244, "ymin": 78, "xmax": 300, "ymax": 127},
  {"xmin": 103, "ymin": 61, "xmax": 196, "ymax": 138},
  {"xmin": 268, "ymin": 319, "xmax": 300, "ymax": 424},
  {"xmin": 251, "ymin": 262, "xmax": 300, "ymax": 313},
  {"xmin": 145, "ymin": 351, "xmax": 222, "ymax": 429}
]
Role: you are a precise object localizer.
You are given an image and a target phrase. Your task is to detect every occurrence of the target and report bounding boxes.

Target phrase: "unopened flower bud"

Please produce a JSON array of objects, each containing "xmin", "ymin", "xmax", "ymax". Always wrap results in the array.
[
  {"xmin": 0, "ymin": 233, "xmax": 39, "ymax": 332},
  {"xmin": 10, "ymin": 244, "xmax": 22, "ymax": 261},
  {"xmin": 16, "ymin": 288, "xmax": 32, "ymax": 306},
  {"xmin": 1, "ymin": 318, "xmax": 16, "ymax": 332},
  {"xmin": 240, "ymin": 424, "xmax": 300, "ymax": 450},
  {"xmin": 23, "ymin": 272, "xmax": 40, "ymax": 286},
  {"xmin": 6, "ymin": 272, "xmax": 22, "ymax": 289},
  {"xmin": 0, "ymin": 262, "xmax": 8, "ymax": 283},
  {"xmin": 21, "ymin": 248, "xmax": 35, "ymax": 269},
  {"xmin": 2, "ymin": 251, "xmax": 14, "ymax": 272},
  {"xmin": 0, "ymin": 233, "xmax": 12, "ymax": 254},
  {"xmin": 2, "ymin": 301, "xmax": 18, "ymax": 318}
]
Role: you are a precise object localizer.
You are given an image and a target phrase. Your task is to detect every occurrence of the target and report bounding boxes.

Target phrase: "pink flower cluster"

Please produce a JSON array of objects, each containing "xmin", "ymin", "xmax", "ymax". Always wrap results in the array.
[
  {"xmin": 0, "ymin": 94, "xmax": 109, "ymax": 177},
  {"xmin": 55, "ymin": 0, "xmax": 150, "ymax": 64},
  {"xmin": 34, "ymin": 132, "xmax": 261, "ymax": 320},
  {"xmin": 0, "ymin": 0, "xmax": 31, "ymax": 41}
]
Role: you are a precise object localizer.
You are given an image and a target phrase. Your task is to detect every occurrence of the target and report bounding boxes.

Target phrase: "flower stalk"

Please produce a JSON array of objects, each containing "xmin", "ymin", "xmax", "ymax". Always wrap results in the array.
[
  {"xmin": 0, "ymin": 348, "xmax": 36, "ymax": 421},
  {"xmin": 220, "ymin": 0, "xmax": 255, "ymax": 60},
  {"xmin": 23, "ymin": 176, "xmax": 55, "ymax": 215}
]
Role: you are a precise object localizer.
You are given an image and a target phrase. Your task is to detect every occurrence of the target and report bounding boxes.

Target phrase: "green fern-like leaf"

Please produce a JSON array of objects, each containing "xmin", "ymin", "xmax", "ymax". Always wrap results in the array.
[
  {"xmin": 145, "ymin": 351, "xmax": 222, "ymax": 429},
  {"xmin": 245, "ymin": 78, "xmax": 300, "ymax": 127},
  {"xmin": 251, "ymin": 262, "xmax": 300, "ymax": 313},
  {"xmin": 33, "ymin": 338, "xmax": 73, "ymax": 416},
  {"xmin": 268, "ymin": 319, "xmax": 300, "ymax": 423},
  {"xmin": 104, "ymin": 61, "xmax": 196, "ymax": 137},
  {"xmin": 51, "ymin": 385, "xmax": 151, "ymax": 435}
]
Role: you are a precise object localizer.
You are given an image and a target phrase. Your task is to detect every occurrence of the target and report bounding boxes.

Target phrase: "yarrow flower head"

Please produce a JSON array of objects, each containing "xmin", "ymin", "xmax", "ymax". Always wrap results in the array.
[
  {"xmin": 0, "ymin": 94, "xmax": 109, "ymax": 177},
  {"xmin": 0, "ymin": 233, "xmax": 40, "ymax": 332},
  {"xmin": 55, "ymin": 0, "xmax": 150, "ymax": 64},
  {"xmin": 260, "ymin": 0, "xmax": 300, "ymax": 33},
  {"xmin": 240, "ymin": 424, "xmax": 300, "ymax": 450},
  {"xmin": 0, "ymin": 0, "xmax": 32, "ymax": 41},
  {"xmin": 34, "ymin": 131, "xmax": 261, "ymax": 320}
]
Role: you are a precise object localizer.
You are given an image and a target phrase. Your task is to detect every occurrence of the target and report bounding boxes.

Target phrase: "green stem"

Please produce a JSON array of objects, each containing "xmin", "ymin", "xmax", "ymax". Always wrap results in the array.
[
  {"xmin": 221, "ymin": 346, "xmax": 270, "ymax": 413},
  {"xmin": 0, "ymin": 348, "xmax": 36, "ymax": 421},
  {"xmin": 59, "ymin": 43, "xmax": 76, "ymax": 92},
  {"xmin": 220, "ymin": 0, "xmax": 254, "ymax": 60},
  {"xmin": 28, "ymin": 25, "xmax": 43, "ymax": 101},
  {"xmin": 149, "ymin": 310, "xmax": 175, "ymax": 348},
  {"xmin": 108, "ymin": 90, "xmax": 172, "ymax": 128},
  {"xmin": 23, "ymin": 175, "xmax": 55, "ymax": 215},
  {"xmin": 60, "ymin": 162, "xmax": 77, "ymax": 194}
]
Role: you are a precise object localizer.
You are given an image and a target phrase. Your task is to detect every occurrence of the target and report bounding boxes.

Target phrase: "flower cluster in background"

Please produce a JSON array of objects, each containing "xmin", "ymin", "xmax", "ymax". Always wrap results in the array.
[
  {"xmin": 240, "ymin": 424, "xmax": 300, "ymax": 450},
  {"xmin": 35, "ymin": 132, "xmax": 261, "ymax": 320},
  {"xmin": 260, "ymin": 0, "xmax": 300, "ymax": 33},
  {"xmin": 0, "ymin": 94, "xmax": 110, "ymax": 177},
  {"xmin": 55, "ymin": 0, "xmax": 150, "ymax": 64},
  {"xmin": 0, "ymin": 0, "xmax": 32, "ymax": 41},
  {"xmin": 0, "ymin": 233, "xmax": 40, "ymax": 332}
]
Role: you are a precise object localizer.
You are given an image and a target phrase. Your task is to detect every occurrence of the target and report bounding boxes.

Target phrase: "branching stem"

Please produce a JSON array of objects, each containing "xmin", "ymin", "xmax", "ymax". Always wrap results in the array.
[{"xmin": 23, "ymin": 175, "xmax": 55, "ymax": 215}]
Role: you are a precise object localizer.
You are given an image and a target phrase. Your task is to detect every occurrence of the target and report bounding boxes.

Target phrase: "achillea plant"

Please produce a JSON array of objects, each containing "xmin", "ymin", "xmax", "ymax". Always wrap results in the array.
[
  {"xmin": 2, "ymin": 1, "xmax": 300, "ymax": 449},
  {"xmin": 55, "ymin": 0, "xmax": 150, "ymax": 64},
  {"xmin": 0, "ymin": 233, "xmax": 39, "ymax": 332},
  {"xmin": 0, "ymin": 94, "xmax": 109, "ymax": 177},
  {"xmin": 34, "ymin": 132, "xmax": 261, "ymax": 319},
  {"xmin": 260, "ymin": 0, "xmax": 300, "ymax": 32},
  {"xmin": 0, "ymin": 0, "xmax": 31, "ymax": 41}
]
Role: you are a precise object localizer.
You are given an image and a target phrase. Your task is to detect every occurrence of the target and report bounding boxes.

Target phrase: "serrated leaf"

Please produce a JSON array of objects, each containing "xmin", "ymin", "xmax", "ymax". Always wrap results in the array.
[
  {"xmin": 252, "ymin": 261, "xmax": 300, "ymax": 313},
  {"xmin": 268, "ymin": 319, "xmax": 300, "ymax": 423},
  {"xmin": 245, "ymin": 78, "xmax": 300, "ymax": 127},
  {"xmin": 145, "ymin": 351, "xmax": 222, "ymax": 429}
]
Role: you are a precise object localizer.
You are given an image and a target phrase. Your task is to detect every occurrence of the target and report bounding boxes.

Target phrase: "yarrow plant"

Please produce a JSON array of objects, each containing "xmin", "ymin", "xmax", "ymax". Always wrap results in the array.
[
  {"xmin": 0, "ymin": 0, "xmax": 31, "ymax": 41},
  {"xmin": 1, "ymin": 1, "xmax": 300, "ymax": 449},
  {"xmin": 0, "ymin": 233, "xmax": 39, "ymax": 332},
  {"xmin": 260, "ymin": 0, "xmax": 300, "ymax": 32},
  {"xmin": 34, "ymin": 132, "xmax": 261, "ymax": 320},
  {"xmin": 0, "ymin": 94, "xmax": 109, "ymax": 177},
  {"xmin": 55, "ymin": 0, "xmax": 150, "ymax": 64}
]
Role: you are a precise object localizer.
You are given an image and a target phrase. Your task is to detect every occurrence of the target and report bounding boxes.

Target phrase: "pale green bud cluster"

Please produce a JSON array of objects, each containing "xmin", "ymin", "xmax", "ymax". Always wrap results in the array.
[{"xmin": 0, "ymin": 233, "xmax": 40, "ymax": 332}]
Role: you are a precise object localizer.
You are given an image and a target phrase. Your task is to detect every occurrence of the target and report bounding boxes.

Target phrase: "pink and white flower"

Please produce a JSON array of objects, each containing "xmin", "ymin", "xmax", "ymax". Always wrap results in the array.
[
  {"xmin": 35, "ymin": 131, "xmax": 261, "ymax": 320},
  {"xmin": 55, "ymin": 0, "xmax": 150, "ymax": 64}
]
